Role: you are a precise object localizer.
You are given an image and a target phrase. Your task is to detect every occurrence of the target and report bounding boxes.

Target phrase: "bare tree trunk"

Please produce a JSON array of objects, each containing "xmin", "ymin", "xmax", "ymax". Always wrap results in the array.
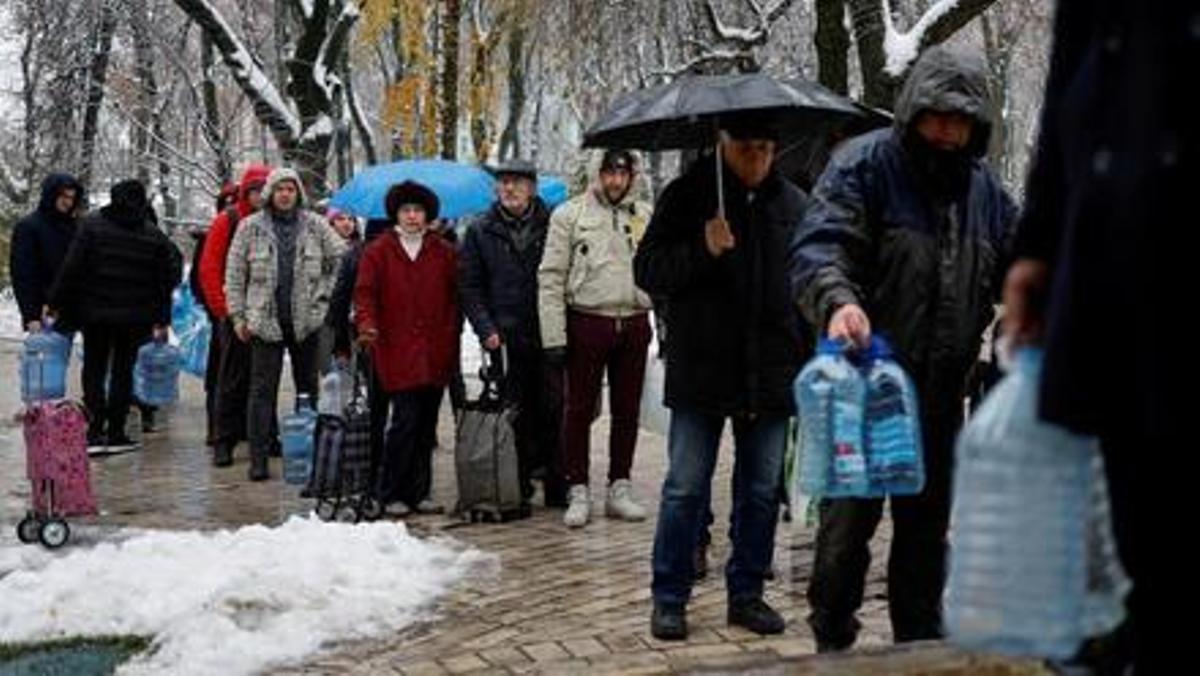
[
  {"xmin": 815, "ymin": 0, "xmax": 850, "ymax": 95},
  {"xmin": 131, "ymin": 0, "xmax": 156, "ymax": 185},
  {"xmin": 441, "ymin": 0, "xmax": 461, "ymax": 159},
  {"xmin": 346, "ymin": 63, "xmax": 377, "ymax": 166},
  {"xmin": 80, "ymin": 0, "xmax": 118, "ymax": 188},
  {"xmin": 18, "ymin": 13, "xmax": 39, "ymax": 201},
  {"xmin": 200, "ymin": 31, "xmax": 232, "ymax": 184},
  {"xmin": 497, "ymin": 20, "xmax": 526, "ymax": 160},
  {"xmin": 846, "ymin": 0, "xmax": 892, "ymax": 109}
]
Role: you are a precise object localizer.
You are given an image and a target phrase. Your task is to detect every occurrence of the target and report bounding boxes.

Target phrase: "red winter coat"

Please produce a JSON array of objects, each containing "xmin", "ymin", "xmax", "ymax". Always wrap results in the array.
[
  {"xmin": 354, "ymin": 231, "xmax": 459, "ymax": 393},
  {"xmin": 198, "ymin": 164, "xmax": 272, "ymax": 319}
]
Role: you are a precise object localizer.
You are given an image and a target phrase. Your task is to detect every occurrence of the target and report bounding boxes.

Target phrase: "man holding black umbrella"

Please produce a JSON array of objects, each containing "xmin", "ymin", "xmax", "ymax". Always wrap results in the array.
[{"xmin": 635, "ymin": 112, "xmax": 809, "ymax": 640}]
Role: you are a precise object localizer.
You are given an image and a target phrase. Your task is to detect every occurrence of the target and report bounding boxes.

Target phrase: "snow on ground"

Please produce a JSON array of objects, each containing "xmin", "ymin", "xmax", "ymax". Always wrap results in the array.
[
  {"xmin": 0, "ymin": 517, "xmax": 497, "ymax": 675},
  {"xmin": 1, "ymin": 288, "xmax": 22, "ymax": 341}
]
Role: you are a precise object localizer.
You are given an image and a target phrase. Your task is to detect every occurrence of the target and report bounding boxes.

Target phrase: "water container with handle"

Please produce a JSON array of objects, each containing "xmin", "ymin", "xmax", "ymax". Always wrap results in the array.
[
  {"xmin": 282, "ymin": 392, "xmax": 319, "ymax": 485},
  {"xmin": 134, "ymin": 339, "xmax": 181, "ymax": 406},
  {"xmin": 945, "ymin": 347, "xmax": 1129, "ymax": 659},
  {"xmin": 20, "ymin": 322, "xmax": 71, "ymax": 403},
  {"xmin": 318, "ymin": 362, "xmax": 353, "ymax": 416},
  {"xmin": 793, "ymin": 338, "xmax": 868, "ymax": 497},
  {"xmin": 862, "ymin": 336, "xmax": 924, "ymax": 496}
]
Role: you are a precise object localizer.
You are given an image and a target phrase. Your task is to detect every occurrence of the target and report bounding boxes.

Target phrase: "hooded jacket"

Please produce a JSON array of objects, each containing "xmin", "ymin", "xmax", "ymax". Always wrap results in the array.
[
  {"xmin": 788, "ymin": 44, "xmax": 1017, "ymax": 415},
  {"xmin": 198, "ymin": 164, "xmax": 272, "ymax": 319},
  {"xmin": 9, "ymin": 174, "xmax": 85, "ymax": 329},
  {"xmin": 49, "ymin": 180, "xmax": 182, "ymax": 326},
  {"xmin": 538, "ymin": 153, "xmax": 654, "ymax": 349},
  {"xmin": 224, "ymin": 168, "xmax": 346, "ymax": 342}
]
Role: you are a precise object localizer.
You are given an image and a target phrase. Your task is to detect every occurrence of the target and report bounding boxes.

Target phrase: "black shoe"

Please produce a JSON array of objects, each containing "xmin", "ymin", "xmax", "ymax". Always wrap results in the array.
[
  {"xmin": 693, "ymin": 542, "xmax": 709, "ymax": 581},
  {"xmin": 87, "ymin": 431, "xmax": 107, "ymax": 448},
  {"xmin": 213, "ymin": 444, "xmax": 234, "ymax": 468},
  {"xmin": 248, "ymin": 455, "xmax": 270, "ymax": 481},
  {"xmin": 141, "ymin": 409, "xmax": 158, "ymax": 434},
  {"xmin": 543, "ymin": 483, "xmax": 568, "ymax": 509},
  {"xmin": 107, "ymin": 433, "xmax": 137, "ymax": 448},
  {"xmin": 650, "ymin": 602, "xmax": 688, "ymax": 641},
  {"xmin": 728, "ymin": 597, "xmax": 785, "ymax": 635}
]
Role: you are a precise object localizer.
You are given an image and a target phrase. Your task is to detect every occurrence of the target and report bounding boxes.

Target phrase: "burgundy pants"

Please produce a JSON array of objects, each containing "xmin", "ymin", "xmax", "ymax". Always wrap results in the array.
[{"xmin": 562, "ymin": 310, "xmax": 652, "ymax": 486}]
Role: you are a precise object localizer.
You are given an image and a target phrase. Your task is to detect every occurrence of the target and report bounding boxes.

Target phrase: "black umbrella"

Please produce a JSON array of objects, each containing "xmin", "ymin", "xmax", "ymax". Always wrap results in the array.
[{"xmin": 583, "ymin": 72, "xmax": 873, "ymax": 215}]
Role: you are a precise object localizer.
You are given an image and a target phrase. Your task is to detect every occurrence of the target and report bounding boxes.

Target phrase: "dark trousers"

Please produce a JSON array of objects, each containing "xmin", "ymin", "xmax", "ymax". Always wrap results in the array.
[
  {"xmin": 806, "ymin": 403, "xmax": 960, "ymax": 647},
  {"xmin": 247, "ymin": 330, "xmax": 321, "ymax": 459},
  {"xmin": 377, "ymin": 386, "xmax": 442, "ymax": 506},
  {"xmin": 562, "ymin": 311, "xmax": 651, "ymax": 485},
  {"xmin": 214, "ymin": 319, "xmax": 251, "ymax": 447},
  {"xmin": 81, "ymin": 323, "xmax": 151, "ymax": 438},
  {"xmin": 203, "ymin": 320, "xmax": 224, "ymax": 445},
  {"xmin": 502, "ymin": 344, "xmax": 565, "ymax": 499}
]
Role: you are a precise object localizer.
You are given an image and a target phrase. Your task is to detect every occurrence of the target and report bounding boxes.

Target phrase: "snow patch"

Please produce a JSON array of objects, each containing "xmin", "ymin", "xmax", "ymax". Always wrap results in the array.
[
  {"xmin": 883, "ymin": 0, "xmax": 962, "ymax": 77},
  {"xmin": 0, "ymin": 517, "xmax": 497, "ymax": 675}
]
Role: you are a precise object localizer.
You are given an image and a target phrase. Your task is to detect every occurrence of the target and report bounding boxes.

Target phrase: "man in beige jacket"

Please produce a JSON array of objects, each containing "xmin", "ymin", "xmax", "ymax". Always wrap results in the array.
[{"xmin": 538, "ymin": 149, "xmax": 654, "ymax": 528}]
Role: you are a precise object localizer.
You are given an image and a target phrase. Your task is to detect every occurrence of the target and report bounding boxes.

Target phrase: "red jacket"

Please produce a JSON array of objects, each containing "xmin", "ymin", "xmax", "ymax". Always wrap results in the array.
[
  {"xmin": 198, "ymin": 164, "xmax": 272, "ymax": 319},
  {"xmin": 354, "ymin": 231, "xmax": 459, "ymax": 393}
]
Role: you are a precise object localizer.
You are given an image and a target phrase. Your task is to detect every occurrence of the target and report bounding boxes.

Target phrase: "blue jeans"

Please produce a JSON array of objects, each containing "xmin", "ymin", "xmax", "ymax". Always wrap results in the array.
[{"xmin": 651, "ymin": 407, "xmax": 787, "ymax": 606}]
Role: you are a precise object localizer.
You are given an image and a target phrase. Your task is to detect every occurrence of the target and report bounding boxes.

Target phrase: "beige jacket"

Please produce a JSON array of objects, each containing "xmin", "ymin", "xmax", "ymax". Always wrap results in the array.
[{"xmin": 537, "ymin": 187, "xmax": 653, "ymax": 349}]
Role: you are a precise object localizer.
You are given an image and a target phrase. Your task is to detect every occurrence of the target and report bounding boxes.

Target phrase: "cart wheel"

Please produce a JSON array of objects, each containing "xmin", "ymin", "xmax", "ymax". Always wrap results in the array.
[
  {"xmin": 38, "ymin": 519, "xmax": 70, "ymax": 549},
  {"xmin": 359, "ymin": 497, "xmax": 383, "ymax": 521},
  {"xmin": 17, "ymin": 515, "xmax": 40, "ymax": 544},
  {"xmin": 315, "ymin": 500, "xmax": 337, "ymax": 522},
  {"xmin": 335, "ymin": 504, "xmax": 360, "ymax": 523}
]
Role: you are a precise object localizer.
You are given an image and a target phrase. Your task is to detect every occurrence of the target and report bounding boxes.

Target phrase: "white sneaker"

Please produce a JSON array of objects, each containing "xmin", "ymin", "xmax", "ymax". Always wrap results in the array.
[
  {"xmin": 563, "ymin": 484, "xmax": 590, "ymax": 528},
  {"xmin": 606, "ymin": 479, "xmax": 648, "ymax": 521}
]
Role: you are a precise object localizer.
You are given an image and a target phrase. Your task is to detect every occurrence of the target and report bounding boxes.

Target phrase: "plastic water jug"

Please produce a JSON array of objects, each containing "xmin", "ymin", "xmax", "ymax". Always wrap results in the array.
[
  {"xmin": 863, "ymin": 337, "xmax": 924, "ymax": 495},
  {"xmin": 134, "ymin": 340, "xmax": 181, "ymax": 406},
  {"xmin": 282, "ymin": 393, "xmax": 318, "ymax": 485},
  {"xmin": 20, "ymin": 324, "xmax": 71, "ymax": 402},
  {"xmin": 794, "ymin": 339, "xmax": 868, "ymax": 497}
]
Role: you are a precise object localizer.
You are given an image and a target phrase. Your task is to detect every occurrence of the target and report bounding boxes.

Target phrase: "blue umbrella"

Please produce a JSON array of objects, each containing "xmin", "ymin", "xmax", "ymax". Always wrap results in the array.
[
  {"xmin": 329, "ymin": 159, "xmax": 495, "ymax": 220},
  {"xmin": 538, "ymin": 174, "xmax": 570, "ymax": 209}
]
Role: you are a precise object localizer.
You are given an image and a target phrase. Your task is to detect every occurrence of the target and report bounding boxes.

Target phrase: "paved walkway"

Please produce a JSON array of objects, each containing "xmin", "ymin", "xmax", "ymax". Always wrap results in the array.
[{"xmin": 0, "ymin": 339, "xmax": 1048, "ymax": 674}]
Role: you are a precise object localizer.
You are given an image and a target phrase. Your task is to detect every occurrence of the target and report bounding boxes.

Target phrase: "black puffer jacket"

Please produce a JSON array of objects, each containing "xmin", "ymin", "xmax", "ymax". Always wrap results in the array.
[
  {"xmin": 788, "ymin": 45, "xmax": 1017, "ymax": 412},
  {"xmin": 635, "ymin": 157, "xmax": 809, "ymax": 416},
  {"xmin": 50, "ymin": 180, "xmax": 183, "ymax": 327},
  {"xmin": 458, "ymin": 199, "xmax": 552, "ymax": 351},
  {"xmin": 9, "ymin": 174, "xmax": 85, "ymax": 329}
]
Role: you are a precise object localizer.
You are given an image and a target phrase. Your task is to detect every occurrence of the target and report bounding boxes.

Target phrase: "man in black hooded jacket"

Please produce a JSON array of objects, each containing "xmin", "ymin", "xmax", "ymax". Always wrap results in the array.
[
  {"xmin": 9, "ymin": 174, "xmax": 85, "ymax": 335},
  {"xmin": 49, "ymin": 180, "xmax": 182, "ymax": 447},
  {"xmin": 789, "ymin": 45, "xmax": 1017, "ymax": 649}
]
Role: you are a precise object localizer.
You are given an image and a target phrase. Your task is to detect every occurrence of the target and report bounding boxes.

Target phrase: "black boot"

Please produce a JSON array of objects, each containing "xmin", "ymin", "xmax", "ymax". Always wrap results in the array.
[
  {"xmin": 248, "ymin": 453, "xmax": 270, "ymax": 481},
  {"xmin": 728, "ymin": 597, "xmax": 785, "ymax": 635},
  {"xmin": 213, "ymin": 443, "xmax": 234, "ymax": 467},
  {"xmin": 650, "ymin": 602, "xmax": 688, "ymax": 641}
]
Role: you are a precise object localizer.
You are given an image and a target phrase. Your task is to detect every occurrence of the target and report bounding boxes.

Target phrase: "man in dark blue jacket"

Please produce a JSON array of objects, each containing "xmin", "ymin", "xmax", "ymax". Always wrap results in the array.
[
  {"xmin": 789, "ymin": 45, "xmax": 1016, "ymax": 650},
  {"xmin": 9, "ymin": 174, "xmax": 85, "ymax": 334},
  {"xmin": 459, "ymin": 160, "xmax": 566, "ymax": 509}
]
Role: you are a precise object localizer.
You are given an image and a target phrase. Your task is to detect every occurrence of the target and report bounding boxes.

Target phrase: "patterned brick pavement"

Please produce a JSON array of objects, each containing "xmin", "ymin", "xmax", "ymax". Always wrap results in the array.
[{"xmin": 0, "ymin": 340, "xmax": 1048, "ymax": 674}]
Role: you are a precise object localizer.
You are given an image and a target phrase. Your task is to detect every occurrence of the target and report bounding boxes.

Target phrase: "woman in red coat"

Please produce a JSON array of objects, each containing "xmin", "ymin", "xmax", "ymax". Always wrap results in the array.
[{"xmin": 354, "ymin": 181, "xmax": 458, "ymax": 515}]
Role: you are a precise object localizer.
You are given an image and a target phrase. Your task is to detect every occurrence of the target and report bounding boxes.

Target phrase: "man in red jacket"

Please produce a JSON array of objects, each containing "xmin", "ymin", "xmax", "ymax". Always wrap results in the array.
[
  {"xmin": 354, "ymin": 181, "xmax": 458, "ymax": 516},
  {"xmin": 198, "ymin": 164, "xmax": 272, "ymax": 467}
]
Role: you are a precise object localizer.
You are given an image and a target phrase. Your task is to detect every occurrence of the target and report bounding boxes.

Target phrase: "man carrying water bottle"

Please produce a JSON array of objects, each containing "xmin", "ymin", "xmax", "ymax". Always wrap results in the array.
[{"xmin": 788, "ymin": 45, "xmax": 1016, "ymax": 650}]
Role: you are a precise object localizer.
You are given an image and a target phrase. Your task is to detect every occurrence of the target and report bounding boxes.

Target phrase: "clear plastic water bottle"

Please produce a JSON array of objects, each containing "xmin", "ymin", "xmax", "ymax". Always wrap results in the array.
[
  {"xmin": 20, "ymin": 323, "xmax": 71, "ymax": 402},
  {"xmin": 945, "ymin": 348, "xmax": 1119, "ymax": 659},
  {"xmin": 794, "ymin": 339, "xmax": 868, "ymax": 497},
  {"xmin": 134, "ymin": 341, "xmax": 181, "ymax": 406},
  {"xmin": 318, "ymin": 365, "xmax": 352, "ymax": 416},
  {"xmin": 282, "ymin": 393, "xmax": 317, "ymax": 485},
  {"xmin": 863, "ymin": 337, "xmax": 924, "ymax": 496}
]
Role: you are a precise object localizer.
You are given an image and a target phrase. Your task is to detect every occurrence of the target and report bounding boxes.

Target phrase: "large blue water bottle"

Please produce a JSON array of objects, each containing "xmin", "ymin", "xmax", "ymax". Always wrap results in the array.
[
  {"xmin": 862, "ymin": 336, "xmax": 924, "ymax": 496},
  {"xmin": 945, "ymin": 348, "xmax": 1127, "ymax": 659},
  {"xmin": 793, "ymin": 339, "xmax": 868, "ymax": 497},
  {"xmin": 20, "ymin": 323, "xmax": 71, "ymax": 402},
  {"xmin": 134, "ymin": 340, "xmax": 181, "ymax": 406},
  {"xmin": 282, "ymin": 393, "xmax": 318, "ymax": 485}
]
